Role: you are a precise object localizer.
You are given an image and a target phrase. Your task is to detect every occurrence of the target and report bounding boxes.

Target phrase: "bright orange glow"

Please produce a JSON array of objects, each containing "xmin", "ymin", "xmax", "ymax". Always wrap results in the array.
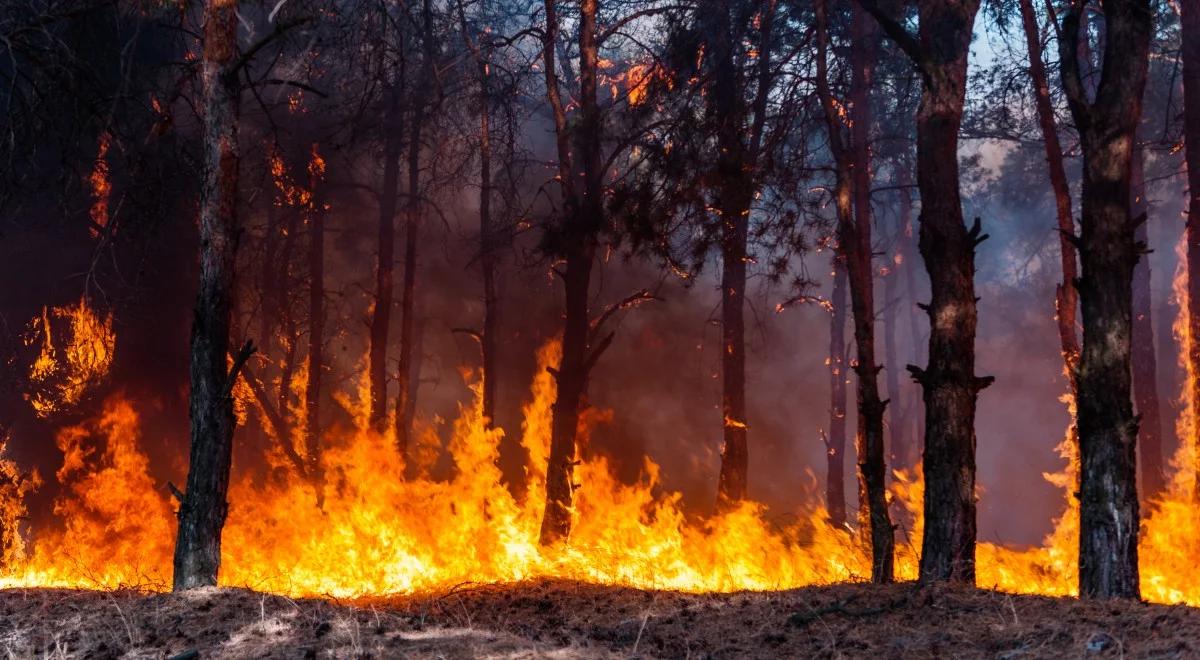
[
  {"xmin": 0, "ymin": 438, "xmax": 39, "ymax": 569},
  {"xmin": 88, "ymin": 132, "xmax": 111, "ymax": 237},
  {"xmin": 25, "ymin": 298, "xmax": 116, "ymax": 417},
  {"xmin": 2, "ymin": 325, "xmax": 1200, "ymax": 603}
]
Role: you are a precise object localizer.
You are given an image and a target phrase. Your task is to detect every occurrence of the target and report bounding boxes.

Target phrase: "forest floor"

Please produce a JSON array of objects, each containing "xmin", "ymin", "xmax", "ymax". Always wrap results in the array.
[{"xmin": 3, "ymin": 578, "xmax": 1199, "ymax": 658}]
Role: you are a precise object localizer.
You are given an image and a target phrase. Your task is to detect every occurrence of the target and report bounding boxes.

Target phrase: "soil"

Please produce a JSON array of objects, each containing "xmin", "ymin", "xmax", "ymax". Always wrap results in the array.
[{"xmin": 3, "ymin": 579, "xmax": 1198, "ymax": 658}]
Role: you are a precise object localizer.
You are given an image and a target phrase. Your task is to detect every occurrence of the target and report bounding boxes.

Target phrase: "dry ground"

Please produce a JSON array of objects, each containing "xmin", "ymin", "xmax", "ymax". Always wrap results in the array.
[{"xmin": 3, "ymin": 579, "xmax": 1199, "ymax": 658}]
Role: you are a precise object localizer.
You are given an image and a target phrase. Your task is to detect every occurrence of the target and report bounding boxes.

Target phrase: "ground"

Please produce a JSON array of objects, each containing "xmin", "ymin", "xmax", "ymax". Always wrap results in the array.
[{"xmin": 3, "ymin": 579, "xmax": 1199, "ymax": 658}]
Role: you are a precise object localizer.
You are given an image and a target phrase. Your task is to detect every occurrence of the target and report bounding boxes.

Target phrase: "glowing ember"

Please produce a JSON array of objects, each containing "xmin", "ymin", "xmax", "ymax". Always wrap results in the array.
[{"xmin": 88, "ymin": 132, "xmax": 112, "ymax": 238}]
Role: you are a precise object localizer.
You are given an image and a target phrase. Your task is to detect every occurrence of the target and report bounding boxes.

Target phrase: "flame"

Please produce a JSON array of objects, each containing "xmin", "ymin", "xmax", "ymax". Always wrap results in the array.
[
  {"xmin": 0, "ymin": 437, "xmax": 39, "ymax": 569},
  {"xmin": 1, "ymin": 339, "xmax": 883, "ymax": 595},
  {"xmin": 599, "ymin": 61, "xmax": 668, "ymax": 107},
  {"xmin": 24, "ymin": 298, "xmax": 116, "ymax": 417},
  {"xmin": 88, "ymin": 132, "xmax": 111, "ymax": 238},
  {"xmin": 624, "ymin": 62, "xmax": 665, "ymax": 106},
  {"xmin": 5, "ymin": 307, "xmax": 1200, "ymax": 603},
  {"xmin": 4, "ymin": 400, "xmax": 173, "ymax": 588}
]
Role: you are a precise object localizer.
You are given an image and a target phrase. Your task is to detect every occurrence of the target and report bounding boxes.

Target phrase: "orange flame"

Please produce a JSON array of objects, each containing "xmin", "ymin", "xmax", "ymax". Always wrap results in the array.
[
  {"xmin": 88, "ymin": 132, "xmax": 112, "ymax": 238},
  {"xmin": 25, "ymin": 298, "xmax": 116, "ymax": 418},
  {"xmin": 5, "ymin": 315, "xmax": 1200, "ymax": 603}
]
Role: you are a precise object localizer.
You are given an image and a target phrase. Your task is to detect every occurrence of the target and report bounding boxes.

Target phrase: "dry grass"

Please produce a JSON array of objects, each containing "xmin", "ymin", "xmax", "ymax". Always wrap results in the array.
[{"xmin": 3, "ymin": 579, "xmax": 1199, "ymax": 658}]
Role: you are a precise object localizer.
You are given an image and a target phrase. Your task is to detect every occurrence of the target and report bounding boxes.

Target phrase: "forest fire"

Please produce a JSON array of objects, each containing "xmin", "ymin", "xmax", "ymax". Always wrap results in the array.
[
  {"xmin": 4, "ymin": 0, "xmax": 1200, "ymax": 655},
  {"xmin": 1, "ymin": 327, "xmax": 1200, "ymax": 605}
]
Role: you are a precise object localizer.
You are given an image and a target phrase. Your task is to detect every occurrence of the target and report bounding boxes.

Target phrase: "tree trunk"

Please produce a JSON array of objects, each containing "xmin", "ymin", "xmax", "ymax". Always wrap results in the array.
[
  {"xmin": 710, "ymin": 0, "xmax": 777, "ymax": 507},
  {"xmin": 369, "ymin": 83, "xmax": 402, "ymax": 433},
  {"xmin": 883, "ymin": 207, "xmax": 907, "ymax": 468},
  {"xmin": 395, "ymin": 0, "xmax": 433, "ymax": 460},
  {"xmin": 861, "ymin": 0, "xmax": 989, "ymax": 584},
  {"xmin": 847, "ymin": 3, "xmax": 893, "ymax": 583},
  {"xmin": 1181, "ymin": 0, "xmax": 1200, "ymax": 501},
  {"xmin": 828, "ymin": 257, "xmax": 849, "ymax": 527},
  {"xmin": 539, "ymin": 0, "xmax": 601, "ymax": 545},
  {"xmin": 1019, "ymin": 0, "xmax": 1080, "ymax": 384},
  {"xmin": 898, "ymin": 163, "xmax": 923, "ymax": 462},
  {"xmin": 712, "ymin": 0, "xmax": 750, "ymax": 506},
  {"xmin": 479, "ymin": 53, "xmax": 499, "ymax": 428},
  {"xmin": 716, "ymin": 189, "xmax": 750, "ymax": 505},
  {"xmin": 173, "ymin": 0, "xmax": 240, "ymax": 592},
  {"xmin": 815, "ymin": 0, "xmax": 893, "ymax": 582},
  {"xmin": 1059, "ymin": 0, "xmax": 1150, "ymax": 599},
  {"xmin": 304, "ymin": 146, "xmax": 325, "ymax": 503},
  {"xmin": 1130, "ymin": 147, "xmax": 1165, "ymax": 500}
]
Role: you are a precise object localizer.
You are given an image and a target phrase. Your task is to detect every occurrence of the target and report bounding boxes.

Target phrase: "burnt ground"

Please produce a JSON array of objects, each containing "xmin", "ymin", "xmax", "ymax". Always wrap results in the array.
[{"xmin": 3, "ymin": 579, "xmax": 1199, "ymax": 658}]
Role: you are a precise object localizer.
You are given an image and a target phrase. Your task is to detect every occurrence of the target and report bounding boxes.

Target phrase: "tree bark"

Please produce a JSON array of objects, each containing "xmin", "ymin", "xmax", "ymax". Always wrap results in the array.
[
  {"xmin": 898, "ymin": 163, "xmax": 923, "ymax": 463},
  {"xmin": 860, "ymin": 0, "xmax": 989, "ymax": 584},
  {"xmin": 539, "ymin": 0, "xmax": 601, "ymax": 544},
  {"xmin": 815, "ymin": 0, "xmax": 894, "ymax": 582},
  {"xmin": 1059, "ymin": 0, "xmax": 1150, "ymax": 599},
  {"xmin": 1181, "ymin": 0, "xmax": 1200, "ymax": 501},
  {"xmin": 828, "ymin": 257, "xmax": 849, "ymax": 527},
  {"xmin": 1130, "ymin": 147, "xmax": 1165, "ymax": 500},
  {"xmin": 369, "ymin": 81, "xmax": 403, "ymax": 432},
  {"xmin": 712, "ymin": 0, "xmax": 750, "ymax": 506},
  {"xmin": 711, "ymin": 0, "xmax": 777, "ymax": 507},
  {"xmin": 395, "ymin": 0, "xmax": 434, "ymax": 459},
  {"xmin": 304, "ymin": 146, "xmax": 325, "ymax": 503},
  {"xmin": 883, "ymin": 213, "xmax": 904, "ymax": 469},
  {"xmin": 455, "ymin": 0, "xmax": 500, "ymax": 427},
  {"xmin": 1019, "ymin": 0, "xmax": 1080, "ymax": 384},
  {"xmin": 173, "ymin": 0, "xmax": 241, "ymax": 592},
  {"xmin": 478, "ymin": 45, "xmax": 498, "ymax": 428},
  {"xmin": 848, "ymin": 3, "xmax": 893, "ymax": 583}
]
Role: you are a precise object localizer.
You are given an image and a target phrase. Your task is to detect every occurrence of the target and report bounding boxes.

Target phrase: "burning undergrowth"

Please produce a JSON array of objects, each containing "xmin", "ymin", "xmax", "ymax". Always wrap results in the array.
[
  {"xmin": 2, "ymin": 263, "xmax": 1200, "ymax": 605},
  {"xmin": 1, "ymin": 316, "xmax": 1200, "ymax": 605}
]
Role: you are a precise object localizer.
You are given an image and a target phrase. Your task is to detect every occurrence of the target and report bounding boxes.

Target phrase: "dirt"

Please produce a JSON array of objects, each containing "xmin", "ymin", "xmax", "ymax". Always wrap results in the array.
[{"xmin": 3, "ymin": 579, "xmax": 1199, "ymax": 658}]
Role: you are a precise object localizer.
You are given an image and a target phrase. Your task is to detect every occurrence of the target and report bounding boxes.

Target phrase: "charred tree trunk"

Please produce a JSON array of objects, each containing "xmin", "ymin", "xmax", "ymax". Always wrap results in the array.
[
  {"xmin": 711, "ymin": 0, "xmax": 777, "ymax": 506},
  {"xmin": 898, "ymin": 164, "xmax": 923, "ymax": 460},
  {"xmin": 1019, "ymin": 0, "xmax": 1080, "ymax": 384},
  {"xmin": 815, "ymin": 0, "xmax": 893, "ymax": 582},
  {"xmin": 847, "ymin": 3, "xmax": 893, "ymax": 583},
  {"xmin": 883, "ymin": 213, "xmax": 905, "ymax": 468},
  {"xmin": 393, "ymin": 114, "xmax": 422, "ymax": 460},
  {"xmin": 456, "ymin": 0, "xmax": 500, "ymax": 427},
  {"xmin": 828, "ymin": 257, "xmax": 849, "ymax": 527},
  {"xmin": 479, "ymin": 50, "xmax": 499, "ymax": 428},
  {"xmin": 861, "ymin": 0, "xmax": 989, "ymax": 584},
  {"xmin": 1059, "ymin": 0, "xmax": 1150, "ymax": 599},
  {"xmin": 173, "ymin": 0, "xmax": 241, "ymax": 592},
  {"xmin": 395, "ymin": 0, "xmax": 434, "ymax": 460},
  {"xmin": 711, "ymin": 0, "xmax": 750, "ymax": 506},
  {"xmin": 1181, "ymin": 0, "xmax": 1200, "ymax": 500},
  {"xmin": 369, "ymin": 82, "xmax": 403, "ymax": 433},
  {"xmin": 1130, "ymin": 148, "xmax": 1165, "ymax": 500},
  {"xmin": 539, "ymin": 0, "xmax": 601, "ymax": 545},
  {"xmin": 305, "ymin": 147, "xmax": 326, "ymax": 503},
  {"xmin": 716, "ymin": 195, "xmax": 750, "ymax": 504}
]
